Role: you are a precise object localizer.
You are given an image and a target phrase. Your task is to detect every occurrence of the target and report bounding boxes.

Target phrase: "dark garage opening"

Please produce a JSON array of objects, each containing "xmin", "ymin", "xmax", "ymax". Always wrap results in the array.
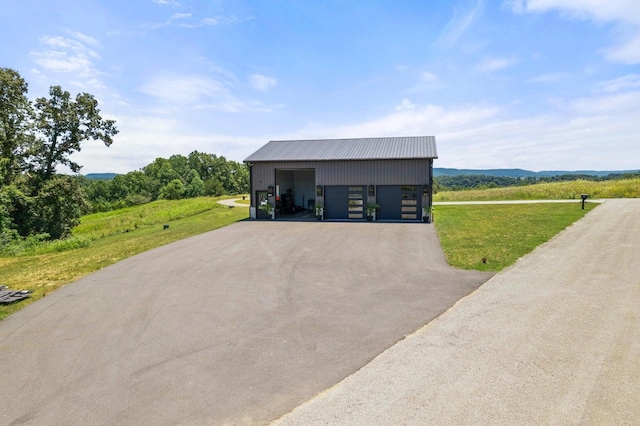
[{"xmin": 275, "ymin": 168, "xmax": 316, "ymax": 220}]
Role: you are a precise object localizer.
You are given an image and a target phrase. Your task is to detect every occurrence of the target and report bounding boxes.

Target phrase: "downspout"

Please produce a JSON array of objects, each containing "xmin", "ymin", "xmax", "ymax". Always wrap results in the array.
[
  {"xmin": 429, "ymin": 159, "xmax": 434, "ymax": 223},
  {"xmin": 248, "ymin": 162, "xmax": 254, "ymax": 218}
]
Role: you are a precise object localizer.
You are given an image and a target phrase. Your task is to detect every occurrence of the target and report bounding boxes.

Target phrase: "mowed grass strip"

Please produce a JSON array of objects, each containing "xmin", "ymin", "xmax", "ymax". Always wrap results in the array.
[
  {"xmin": 434, "ymin": 202, "xmax": 598, "ymax": 271},
  {"xmin": 0, "ymin": 197, "xmax": 248, "ymax": 320}
]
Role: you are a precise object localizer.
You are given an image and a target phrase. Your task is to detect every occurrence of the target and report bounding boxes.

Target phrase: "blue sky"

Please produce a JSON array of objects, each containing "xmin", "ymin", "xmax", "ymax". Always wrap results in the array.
[{"xmin": 1, "ymin": 0, "xmax": 639, "ymax": 173}]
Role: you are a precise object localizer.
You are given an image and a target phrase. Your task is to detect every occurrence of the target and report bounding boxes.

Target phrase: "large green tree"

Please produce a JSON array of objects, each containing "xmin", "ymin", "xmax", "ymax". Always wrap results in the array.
[
  {"xmin": 0, "ymin": 68, "xmax": 32, "ymax": 185},
  {"xmin": 0, "ymin": 69, "xmax": 117, "ymax": 242},
  {"xmin": 28, "ymin": 85, "xmax": 118, "ymax": 188}
]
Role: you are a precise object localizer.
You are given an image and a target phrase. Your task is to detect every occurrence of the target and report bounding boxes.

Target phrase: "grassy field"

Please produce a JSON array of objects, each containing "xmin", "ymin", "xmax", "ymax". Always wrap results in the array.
[
  {"xmin": 1, "ymin": 194, "xmax": 600, "ymax": 320},
  {"xmin": 434, "ymin": 202, "xmax": 598, "ymax": 271},
  {"xmin": 434, "ymin": 177, "xmax": 640, "ymax": 201},
  {"xmin": 0, "ymin": 197, "xmax": 248, "ymax": 320}
]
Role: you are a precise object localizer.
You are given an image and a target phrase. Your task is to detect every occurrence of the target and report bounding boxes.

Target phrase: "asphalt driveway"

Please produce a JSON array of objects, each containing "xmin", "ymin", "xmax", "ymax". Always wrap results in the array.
[{"xmin": 0, "ymin": 221, "xmax": 491, "ymax": 425}]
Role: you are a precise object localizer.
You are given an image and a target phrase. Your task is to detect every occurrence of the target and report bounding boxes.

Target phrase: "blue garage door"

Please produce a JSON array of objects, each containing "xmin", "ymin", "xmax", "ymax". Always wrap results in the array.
[
  {"xmin": 324, "ymin": 186, "xmax": 366, "ymax": 220},
  {"xmin": 376, "ymin": 185, "xmax": 421, "ymax": 221}
]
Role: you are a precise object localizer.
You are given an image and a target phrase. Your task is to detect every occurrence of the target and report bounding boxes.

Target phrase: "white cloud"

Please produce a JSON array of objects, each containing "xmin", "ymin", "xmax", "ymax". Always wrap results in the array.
[
  {"xmin": 69, "ymin": 114, "xmax": 264, "ymax": 173},
  {"xmin": 526, "ymin": 72, "xmax": 570, "ymax": 83},
  {"xmin": 139, "ymin": 74, "xmax": 230, "ymax": 104},
  {"xmin": 510, "ymin": 0, "xmax": 640, "ymax": 64},
  {"xmin": 522, "ymin": 0, "xmax": 640, "ymax": 24},
  {"xmin": 396, "ymin": 99, "xmax": 416, "ymax": 111},
  {"xmin": 315, "ymin": 103, "xmax": 500, "ymax": 139},
  {"xmin": 476, "ymin": 57, "xmax": 517, "ymax": 72},
  {"xmin": 170, "ymin": 12, "xmax": 191, "ymax": 20},
  {"xmin": 435, "ymin": 0, "xmax": 485, "ymax": 48},
  {"xmin": 421, "ymin": 71, "xmax": 438, "ymax": 82},
  {"xmin": 249, "ymin": 74, "xmax": 277, "ymax": 91},
  {"xmin": 292, "ymin": 85, "xmax": 640, "ymax": 170},
  {"xmin": 596, "ymin": 74, "xmax": 640, "ymax": 92},
  {"xmin": 139, "ymin": 73, "xmax": 276, "ymax": 113},
  {"xmin": 604, "ymin": 32, "xmax": 640, "ymax": 64},
  {"xmin": 30, "ymin": 31, "xmax": 105, "ymax": 90},
  {"xmin": 407, "ymin": 70, "xmax": 444, "ymax": 93},
  {"xmin": 145, "ymin": 13, "xmax": 244, "ymax": 29},
  {"xmin": 152, "ymin": 0, "xmax": 181, "ymax": 6}
]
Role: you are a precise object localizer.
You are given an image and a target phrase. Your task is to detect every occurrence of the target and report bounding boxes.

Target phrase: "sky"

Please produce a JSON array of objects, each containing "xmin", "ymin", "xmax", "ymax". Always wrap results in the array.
[{"xmin": 1, "ymin": 0, "xmax": 639, "ymax": 174}]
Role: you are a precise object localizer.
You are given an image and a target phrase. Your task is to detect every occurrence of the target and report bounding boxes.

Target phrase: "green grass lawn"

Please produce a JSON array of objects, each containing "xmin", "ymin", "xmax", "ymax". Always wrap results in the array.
[
  {"xmin": 0, "ymin": 196, "xmax": 599, "ymax": 320},
  {"xmin": 434, "ymin": 202, "xmax": 598, "ymax": 271}
]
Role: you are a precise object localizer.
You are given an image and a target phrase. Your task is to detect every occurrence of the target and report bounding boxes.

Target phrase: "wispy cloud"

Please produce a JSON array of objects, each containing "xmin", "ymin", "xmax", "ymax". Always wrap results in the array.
[
  {"xmin": 171, "ymin": 12, "xmax": 191, "ymax": 20},
  {"xmin": 526, "ymin": 72, "xmax": 570, "ymax": 83},
  {"xmin": 71, "ymin": 114, "xmax": 264, "ymax": 173},
  {"xmin": 596, "ymin": 74, "xmax": 640, "ymax": 92},
  {"xmin": 177, "ymin": 16, "xmax": 252, "ymax": 28},
  {"xmin": 435, "ymin": 0, "xmax": 484, "ymax": 48},
  {"xmin": 144, "ymin": 13, "xmax": 244, "ymax": 29},
  {"xmin": 476, "ymin": 56, "xmax": 517, "ymax": 72},
  {"xmin": 30, "ymin": 30, "xmax": 105, "ymax": 89},
  {"xmin": 408, "ymin": 71, "xmax": 444, "ymax": 93},
  {"xmin": 249, "ymin": 74, "xmax": 276, "ymax": 91},
  {"xmin": 139, "ymin": 73, "xmax": 276, "ymax": 113},
  {"xmin": 395, "ymin": 99, "xmax": 416, "ymax": 111},
  {"xmin": 139, "ymin": 74, "xmax": 229, "ymax": 105},
  {"xmin": 509, "ymin": 0, "xmax": 640, "ymax": 64},
  {"xmin": 151, "ymin": 0, "xmax": 181, "ymax": 6},
  {"xmin": 293, "ymin": 80, "xmax": 640, "ymax": 170}
]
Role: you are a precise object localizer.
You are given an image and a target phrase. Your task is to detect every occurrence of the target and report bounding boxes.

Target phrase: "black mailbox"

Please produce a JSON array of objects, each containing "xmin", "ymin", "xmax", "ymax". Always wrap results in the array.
[{"xmin": 581, "ymin": 194, "xmax": 589, "ymax": 209}]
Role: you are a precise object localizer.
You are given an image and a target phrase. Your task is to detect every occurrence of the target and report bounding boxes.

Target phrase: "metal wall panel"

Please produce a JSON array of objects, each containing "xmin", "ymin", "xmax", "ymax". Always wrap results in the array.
[
  {"xmin": 249, "ymin": 159, "xmax": 433, "ymax": 213},
  {"xmin": 251, "ymin": 160, "xmax": 432, "ymax": 187}
]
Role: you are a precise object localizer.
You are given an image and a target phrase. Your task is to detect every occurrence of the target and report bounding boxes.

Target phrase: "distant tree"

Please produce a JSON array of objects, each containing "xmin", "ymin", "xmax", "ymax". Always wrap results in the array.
[
  {"xmin": 184, "ymin": 169, "xmax": 204, "ymax": 198},
  {"xmin": 143, "ymin": 158, "xmax": 181, "ymax": 187},
  {"xmin": 203, "ymin": 176, "xmax": 226, "ymax": 196},
  {"xmin": 0, "ymin": 184, "xmax": 32, "ymax": 238},
  {"xmin": 28, "ymin": 85, "xmax": 118, "ymax": 188},
  {"xmin": 159, "ymin": 178, "xmax": 185, "ymax": 200},
  {"xmin": 187, "ymin": 150, "xmax": 217, "ymax": 181},
  {"xmin": 168, "ymin": 154, "xmax": 190, "ymax": 180},
  {"xmin": 32, "ymin": 176, "xmax": 89, "ymax": 239}
]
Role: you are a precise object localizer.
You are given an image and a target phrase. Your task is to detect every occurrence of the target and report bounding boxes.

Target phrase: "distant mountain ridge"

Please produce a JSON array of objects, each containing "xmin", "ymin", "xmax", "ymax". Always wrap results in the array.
[
  {"xmin": 85, "ymin": 169, "xmax": 639, "ymax": 180},
  {"xmin": 434, "ymin": 168, "xmax": 640, "ymax": 178},
  {"xmin": 84, "ymin": 173, "xmax": 118, "ymax": 180}
]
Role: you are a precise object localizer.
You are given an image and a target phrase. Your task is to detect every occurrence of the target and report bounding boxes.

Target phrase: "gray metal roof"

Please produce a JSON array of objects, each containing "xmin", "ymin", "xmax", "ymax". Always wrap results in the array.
[{"xmin": 244, "ymin": 136, "xmax": 437, "ymax": 162}]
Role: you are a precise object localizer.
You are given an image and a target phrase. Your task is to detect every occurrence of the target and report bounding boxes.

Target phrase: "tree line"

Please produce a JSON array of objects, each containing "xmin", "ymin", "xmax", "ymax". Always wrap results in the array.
[
  {"xmin": 1, "ymin": 67, "xmax": 248, "ymax": 249},
  {"xmin": 80, "ymin": 152, "xmax": 248, "ymax": 212}
]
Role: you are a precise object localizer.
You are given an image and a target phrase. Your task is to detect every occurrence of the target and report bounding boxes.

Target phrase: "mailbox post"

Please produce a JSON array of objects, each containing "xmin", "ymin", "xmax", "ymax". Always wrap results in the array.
[{"xmin": 581, "ymin": 194, "xmax": 589, "ymax": 209}]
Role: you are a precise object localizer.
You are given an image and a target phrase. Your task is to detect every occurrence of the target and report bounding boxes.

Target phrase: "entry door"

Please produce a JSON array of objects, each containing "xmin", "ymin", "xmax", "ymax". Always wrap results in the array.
[{"xmin": 255, "ymin": 190, "xmax": 270, "ymax": 219}]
